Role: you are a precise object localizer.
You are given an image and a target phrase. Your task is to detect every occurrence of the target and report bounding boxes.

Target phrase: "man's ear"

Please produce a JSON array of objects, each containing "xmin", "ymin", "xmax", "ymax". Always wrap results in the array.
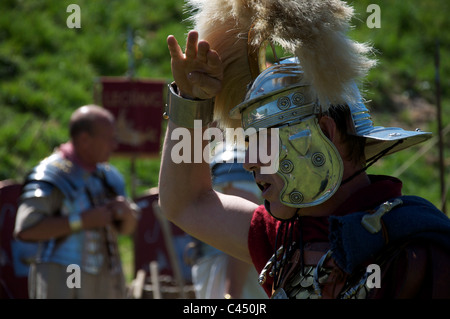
[{"xmin": 318, "ymin": 115, "xmax": 337, "ymax": 142}]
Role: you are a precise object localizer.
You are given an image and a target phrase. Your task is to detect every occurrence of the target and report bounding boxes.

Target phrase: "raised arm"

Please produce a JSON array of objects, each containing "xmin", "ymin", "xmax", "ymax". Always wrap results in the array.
[{"xmin": 158, "ymin": 31, "xmax": 257, "ymax": 263}]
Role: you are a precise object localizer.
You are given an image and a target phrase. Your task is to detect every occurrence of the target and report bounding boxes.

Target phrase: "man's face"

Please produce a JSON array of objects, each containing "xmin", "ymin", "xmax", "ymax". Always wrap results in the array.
[
  {"xmin": 86, "ymin": 120, "xmax": 118, "ymax": 164},
  {"xmin": 243, "ymin": 130, "xmax": 298, "ymax": 220}
]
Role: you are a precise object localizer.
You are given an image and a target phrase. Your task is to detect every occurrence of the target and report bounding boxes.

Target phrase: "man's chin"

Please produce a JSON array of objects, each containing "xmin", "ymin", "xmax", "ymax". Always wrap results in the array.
[{"xmin": 264, "ymin": 199, "xmax": 297, "ymax": 221}]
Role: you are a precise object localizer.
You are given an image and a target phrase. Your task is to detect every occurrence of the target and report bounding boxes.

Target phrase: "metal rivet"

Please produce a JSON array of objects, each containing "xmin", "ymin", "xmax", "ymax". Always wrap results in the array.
[
  {"xmin": 292, "ymin": 92, "xmax": 305, "ymax": 105},
  {"xmin": 280, "ymin": 159, "xmax": 294, "ymax": 174},
  {"xmin": 312, "ymin": 152, "xmax": 325, "ymax": 167},
  {"xmin": 277, "ymin": 96, "xmax": 291, "ymax": 110},
  {"xmin": 289, "ymin": 191, "xmax": 303, "ymax": 204}
]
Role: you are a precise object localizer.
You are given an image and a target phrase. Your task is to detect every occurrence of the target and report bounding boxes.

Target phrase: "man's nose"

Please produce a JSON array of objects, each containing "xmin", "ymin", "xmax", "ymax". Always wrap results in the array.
[{"xmin": 243, "ymin": 148, "xmax": 260, "ymax": 172}]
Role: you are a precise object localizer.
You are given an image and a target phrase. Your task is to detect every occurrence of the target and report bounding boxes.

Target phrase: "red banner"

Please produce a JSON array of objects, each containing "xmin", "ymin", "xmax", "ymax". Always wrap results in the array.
[{"xmin": 100, "ymin": 77, "xmax": 166, "ymax": 156}]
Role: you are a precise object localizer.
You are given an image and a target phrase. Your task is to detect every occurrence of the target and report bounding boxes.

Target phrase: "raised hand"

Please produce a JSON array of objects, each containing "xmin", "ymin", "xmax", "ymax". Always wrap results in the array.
[{"xmin": 167, "ymin": 30, "xmax": 223, "ymax": 100}]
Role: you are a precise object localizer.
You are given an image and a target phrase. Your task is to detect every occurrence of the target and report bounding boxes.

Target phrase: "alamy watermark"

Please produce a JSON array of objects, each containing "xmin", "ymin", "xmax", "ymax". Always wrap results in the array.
[
  {"xmin": 366, "ymin": 4, "xmax": 381, "ymax": 29},
  {"xmin": 66, "ymin": 264, "xmax": 81, "ymax": 288},
  {"xmin": 65, "ymin": 3, "xmax": 380, "ymax": 30},
  {"xmin": 66, "ymin": 4, "xmax": 81, "ymax": 29},
  {"xmin": 170, "ymin": 120, "xmax": 280, "ymax": 174},
  {"xmin": 65, "ymin": 263, "xmax": 382, "ymax": 291}
]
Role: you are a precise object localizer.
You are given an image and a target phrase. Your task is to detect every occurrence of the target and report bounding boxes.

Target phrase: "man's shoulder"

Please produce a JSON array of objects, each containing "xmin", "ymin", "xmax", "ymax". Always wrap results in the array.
[
  {"xmin": 21, "ymin": 153, "xmax": 82, "ymax": 200},
  {"xmin": 391, "ymin": 195, "xmax": 450, "ymax": 233},
  {"xmin": 96, "ymin": 163, "xmax": 125, "ymax": 196},
  {"xmin": 397, "ymin": 195, "xmax": 441, "ymax": 210},
  {"xmin": 29, "ymin": 153, "xmax": 80, "ymax": 178},
  {"xmin": 329, "ymin": 195, "xmax": 450, "ymax": 274}
]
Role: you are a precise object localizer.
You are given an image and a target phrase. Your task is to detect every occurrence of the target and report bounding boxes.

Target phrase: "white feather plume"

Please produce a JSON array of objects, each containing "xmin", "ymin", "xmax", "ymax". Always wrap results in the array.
[{"xmin": 185, "ymin": 0, "xmax": 377, "ymax": 127}]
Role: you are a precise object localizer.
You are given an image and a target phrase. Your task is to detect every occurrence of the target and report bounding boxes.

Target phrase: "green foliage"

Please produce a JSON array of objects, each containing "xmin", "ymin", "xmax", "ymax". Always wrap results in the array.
[
  {"xmin": 350, "ymin": 1, "xmax": 450, "ymax": 113},
  {"xmin": 0, "ymin": 1, "xmax": 448, "ymax": 209},
  {"xmin": 0, "ymin": 0, "xmax": 189, "ymax": 187}
]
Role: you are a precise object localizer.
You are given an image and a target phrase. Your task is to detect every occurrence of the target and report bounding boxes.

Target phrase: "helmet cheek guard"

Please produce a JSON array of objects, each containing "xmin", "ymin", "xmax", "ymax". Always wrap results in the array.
[{"xmin": 277, "ymin": 116, "xmax": 343, "ymax": 208}]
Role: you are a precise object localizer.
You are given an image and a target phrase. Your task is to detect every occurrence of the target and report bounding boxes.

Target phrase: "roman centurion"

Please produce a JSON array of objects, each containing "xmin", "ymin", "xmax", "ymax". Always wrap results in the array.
[{"xmin": 159, "ymin": 0, "xmax": 450, "ymax": 299}]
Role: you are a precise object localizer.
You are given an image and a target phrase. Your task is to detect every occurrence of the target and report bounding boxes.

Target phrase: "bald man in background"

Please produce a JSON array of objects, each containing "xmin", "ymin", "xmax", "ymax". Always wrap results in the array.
[{"xmin": 15, "ymin": 105, "xmax": 138, "ymax": 299}]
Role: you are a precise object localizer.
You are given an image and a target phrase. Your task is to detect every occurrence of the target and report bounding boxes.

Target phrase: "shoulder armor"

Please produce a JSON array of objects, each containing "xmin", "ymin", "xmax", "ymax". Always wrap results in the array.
[
  {"xmin": 21, "ymin": 153, "xmax": 84, "ymax": 201},
  {"xmin": 329, "ymin": 195, "xmax": 450, "ymax": 274},
  {"xmin": 20, "ymin": 180, "xmax": 55, "ymax": 200},
  {"xmin": 96, "ymin": 163, "xmax": 125, "ymax": 197}
]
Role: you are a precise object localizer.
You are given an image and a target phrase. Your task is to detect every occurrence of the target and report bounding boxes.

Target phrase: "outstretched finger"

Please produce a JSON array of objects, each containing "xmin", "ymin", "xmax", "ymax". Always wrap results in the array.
[
  {"xmin": 197, "ymin": 40, "xmax": 210, "ymax": 63},
  {"xmin": 167, "ymin": 35, "xmax": 184, "ymax": 60},
  {"xmin": 185, "ymin": 30, "xmax": 199, "ymax": 60}
]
